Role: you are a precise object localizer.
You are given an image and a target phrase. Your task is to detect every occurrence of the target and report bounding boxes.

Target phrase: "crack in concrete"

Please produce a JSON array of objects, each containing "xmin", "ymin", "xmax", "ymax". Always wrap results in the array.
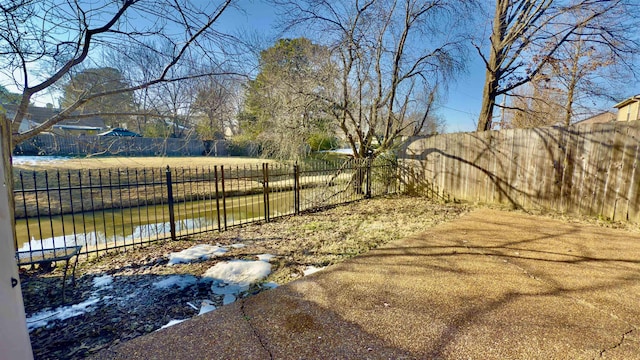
[
  {"xmin": 240, "ymin": 298, "xmax": 274, "ymax": 360},
  {"xmin": 597, "ymin": 329, "xmax": 634, "ymax": 358}
]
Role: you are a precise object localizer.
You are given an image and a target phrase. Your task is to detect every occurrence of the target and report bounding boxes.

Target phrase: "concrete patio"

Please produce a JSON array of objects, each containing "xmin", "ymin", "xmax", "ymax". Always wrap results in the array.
[{"xmin": 93, "ymin": 208, "xmax": 640, "ymax": 359}]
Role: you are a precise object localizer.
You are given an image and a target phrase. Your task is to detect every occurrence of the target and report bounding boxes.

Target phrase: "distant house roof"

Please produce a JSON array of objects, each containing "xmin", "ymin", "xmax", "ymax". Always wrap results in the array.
[
  {"xmin": 4, "ymin": 105, "xmax": 107, "ymax": 132},
  {"xmin": 52, "ymin": 124, "xmax": 103, "ymax": 131},
  {"xmin": 98, "ymin": 127, "xmax": 142, "ymax": 137},
  {"xmin": 164, "ymin": 119, "xmax": 191, "ymax": 131},
  {"xmin": 574, "ymin": 112, "xmax": 616, "ymax": 126},
  {"xmin": 613, "ymin": 95, "xmax": 640, "ymax": 109}
]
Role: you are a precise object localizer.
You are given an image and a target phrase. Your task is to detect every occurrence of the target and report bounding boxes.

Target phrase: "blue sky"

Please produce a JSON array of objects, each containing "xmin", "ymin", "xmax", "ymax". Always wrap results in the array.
[
  {"xmin": 218, "ymin": 0, "xmax": 640, "ymax": 133},
  {"xmin": 9, "ymin": 0, "xmax": 636, "ymax": 134},
  {"xmin": 219, "ymin": 0, "xmax": 484, "ymax": 133}
]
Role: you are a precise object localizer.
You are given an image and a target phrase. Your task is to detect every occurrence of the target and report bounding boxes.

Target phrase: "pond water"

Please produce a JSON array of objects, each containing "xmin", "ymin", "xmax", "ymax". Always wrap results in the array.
[
  {"xmin": 15, "ymin": 191, "xmax": 297, "ymax": 254},
  {"xmin": 12, "ymin": 156, "xmax": 73, "ymax": 166}
]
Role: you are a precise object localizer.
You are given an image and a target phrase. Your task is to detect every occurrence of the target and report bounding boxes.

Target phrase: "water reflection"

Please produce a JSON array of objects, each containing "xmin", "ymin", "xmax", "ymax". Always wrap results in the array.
[
  {"xmin": 16, "ymin": 192, "xmax": 295, "ymax": 253},
  {"xmin": 18, "ymin": 217, "xmax": 225, "ymax": 252}
]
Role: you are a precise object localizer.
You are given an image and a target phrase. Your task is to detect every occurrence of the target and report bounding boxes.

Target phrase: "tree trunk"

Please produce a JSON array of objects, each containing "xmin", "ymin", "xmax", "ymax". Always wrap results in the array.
[
  {"xmin": 477, "ymin": 0, "xmax": 507, "ymax": 132},
  {"xmin": 563, "ymin": 80, "xmax": 575, "ymax": 127},
  {"xmin": 563, "ymin": 40, "xmax": 581, "ymax": 127},
  {"xmin": 477, "ymin": 71, "xmax": 498, "ymax": 131}
]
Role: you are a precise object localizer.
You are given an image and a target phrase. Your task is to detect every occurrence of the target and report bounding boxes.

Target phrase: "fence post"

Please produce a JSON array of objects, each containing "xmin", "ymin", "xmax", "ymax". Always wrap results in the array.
[
  {"xmin": 263, "ymin": 163, "xmax": 270, "ymax": 222},
  {"xmin": 221, "ymin": 166, "xmax": 227, "ymax": 231},
  {"xmin": 366, "ymin": 157, "xmax": 372, "ymax": 199},
  {"xmin": 0, "ymin": 114, "xmax": 34, "ymax": 360},
  {"xmin": 214, "ymin": 166, "xmax": 221, "ymax": 232},
  {"xmin": 166, "ymin": 166, "xmax": 177, "ymax": 241},
  {"xmin": 293, "ymin": 163, "xmax": 300, "ymax": 215}
]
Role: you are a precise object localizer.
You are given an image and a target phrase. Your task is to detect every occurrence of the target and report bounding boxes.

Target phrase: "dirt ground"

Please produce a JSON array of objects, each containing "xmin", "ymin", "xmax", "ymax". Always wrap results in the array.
[{"xmin": 20, "ymin": 196, "xmax": 468, "ymax": 359}]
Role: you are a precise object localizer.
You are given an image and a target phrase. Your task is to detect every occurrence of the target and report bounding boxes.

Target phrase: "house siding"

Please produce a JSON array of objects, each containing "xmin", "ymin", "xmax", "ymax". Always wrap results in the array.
[{"xmin": 615, "ymin": 97, "xmax": 640, "ymax": 122}]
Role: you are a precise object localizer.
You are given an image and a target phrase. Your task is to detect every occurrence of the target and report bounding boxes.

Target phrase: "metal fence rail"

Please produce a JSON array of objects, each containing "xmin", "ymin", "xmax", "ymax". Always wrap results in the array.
[{"xmin": 14, "ymin": 158, "xmax": 398, "ymax": 261}]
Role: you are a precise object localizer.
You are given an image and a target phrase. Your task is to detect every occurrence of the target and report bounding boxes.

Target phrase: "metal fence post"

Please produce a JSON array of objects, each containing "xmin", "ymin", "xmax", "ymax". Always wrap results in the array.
[
  {"xmin": 293, "ymin": 163, "xmax": 300, "ymax": 215},
  {"xmin": 166, "ymin": 166, "xmax": 176, "ymax": 241},
  {"xmin": 221, "ymin": 166, "xmax": 227, "ymax": 231},
  {"xmin": 214, "ymin": 166, "xmax": 222, "ymax": 232},
  {"xmin": 366, "ymin": 157, "xmax": 372, "ymax": 199},
  {"xmin": 262, "ymin": 163, "xmax": 270, "ymax": 222}
]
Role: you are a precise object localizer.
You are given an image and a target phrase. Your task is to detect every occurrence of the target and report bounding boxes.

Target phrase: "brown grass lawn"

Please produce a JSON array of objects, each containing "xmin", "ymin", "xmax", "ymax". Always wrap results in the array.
[{"xmin": 12, "ymin": 156, "xmax": 273, "ymax": 171}]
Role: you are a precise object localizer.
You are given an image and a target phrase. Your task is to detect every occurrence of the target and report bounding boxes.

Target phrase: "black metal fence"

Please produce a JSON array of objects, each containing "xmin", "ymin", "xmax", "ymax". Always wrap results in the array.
[{"xmin": 14, "ymin": 158, "xmax": 398, "ymax": 262}]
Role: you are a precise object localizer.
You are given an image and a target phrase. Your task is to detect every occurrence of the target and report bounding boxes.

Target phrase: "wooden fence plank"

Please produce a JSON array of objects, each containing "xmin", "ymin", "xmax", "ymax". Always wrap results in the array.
[
  {"xmin": 531, "ymin": 129, "xmax": 548, "ymax": 210},
  {"xmin": 462, "ymin": 133, "xmax": 477, "ymax": 202},
  {"xmin": 551, "ymin": 126, "xmax": 566, "ymax": 212},
  {"xmin": 520, "ymin": 132, "xmax": 536, "ymax": 209},
  {"xmin": 561, "ymin": 126, "xmax": 578, "ymax": 213},
  {"xmin": 497, "ymin": 129, "xmax": 512, "ymax": 205},
  {"xmin": 585, "ymin": 124, "xmax": 603, "ymax": 216},
  {"xmin": 575, "ymin": 126, "xmax": 589, "ymax": 214},
  {"xmin": 597, "ymin": 123, "xmax": 617, "ymax": 219},
  {"xmin": 623, "ymin": 123, "xmax": 640, "ymax": 222},
  {"xmin": 506, "ymin": 129, "xmax": 518, "ymax": 207},
  {"xmin": 488, "ymin": 131, "xmax": 498, "ymax": 204},
  {"xmin": 601, "ymin": 123, "xmax": 621, "ymax": 219},
  {"xmin": 482, "ymin": 131, "xmax": 494, "ymax": 203},
  {"xmin": 613, "ymin": 124, "xmax": 633, "ymax": 221},
  {"xmin": 568, "ymin": 126, "xmax": 587, "ymax": 215},
  {"xmin": 472, "ymin": 132, "xmax": 482, "ymax": 202},
  {"xmin": 475, "ymin": 132, "xmax": 485, "ymax": 203},
  {"xmin": 451, "ymin": 134, "xmax": 462, "ymax": 200}
]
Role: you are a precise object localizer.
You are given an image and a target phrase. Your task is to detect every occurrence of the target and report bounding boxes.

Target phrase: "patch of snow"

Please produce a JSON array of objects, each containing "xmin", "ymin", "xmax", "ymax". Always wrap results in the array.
[
  {"xmin": 198, "ymin": 300, "xmax": 216, "ymax": 315},
  {"xmin": 210, "ymin": 283, "xmax": 242, "ymax": 296},
  {"xmin": 26, "ymin": 297, "xmax": 102, "ymax": 331},
  {"xmin": 222, "ymin": 294, "xmax": 236, "ymax": 305},
  {"xmin": 303, "ymin": 266, "xmax": 326, "ymax": 276},
  {"xmin": 204, "ymin": 260, "xmax": 271, "ymax": 288},
  {"xmin": 158, "ymin": 319, "xmax": 187, "ymax": 330},
  {"xmin": 257, "ymin": 253, "xmax": 276, "ymax": 262},
  {"xmin": 152, "ymin": 275, "xmax": 197, "ymax": 290},
  {"xmin": 168, "ymin": 244, "xmax": 228, "ymax": 265},
  {"xmin": 204, "ymin": 260, "xmax": 271, "ymax": 298},
  {"xmin": 92, "ymin": 275, "xmax": 113, "ymax": 289},
  {"xmin": 230, "ymin": 243, "xmax": 246, "ymax": 249}
]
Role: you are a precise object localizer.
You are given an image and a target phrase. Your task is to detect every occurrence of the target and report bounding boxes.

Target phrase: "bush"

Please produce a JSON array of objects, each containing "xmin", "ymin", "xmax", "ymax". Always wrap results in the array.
[
  {"xmin": 227, "ymin": 138, "xmax": 261, "ymax": 157},
  {"xmin": 307, "ymin": 133, "xmax": 338, "ymax": 152}
]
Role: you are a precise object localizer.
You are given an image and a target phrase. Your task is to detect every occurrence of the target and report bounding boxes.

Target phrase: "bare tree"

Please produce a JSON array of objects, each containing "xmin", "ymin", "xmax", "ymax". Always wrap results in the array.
[
  {"xmin": 239, "ymin": 37, "xmax": 336, "ymax": 160},
  {"xmin": 103, "ymin": 41, "xmax": 167, "ymax": 134},
  {"xmin": 193, "ymin": 73, "xmax": 244, "ymax": 141},
  {"xmin": 0, "ymin": 0, "xmax": 239, "ymax": 149},
  {"xmin": 476, "ymin": 0, "xmax": 638, "ymax": 131},
  {"xmin": 503, "ymin": 77, "xmax": 565, "ymax": 129},
  {"xmin": 541, "ymin": 21, "xmax": 634, "ymax": 126},
  {"xmin": 274, "ymin": 0, "xmax": 468, "ymax": 159}
]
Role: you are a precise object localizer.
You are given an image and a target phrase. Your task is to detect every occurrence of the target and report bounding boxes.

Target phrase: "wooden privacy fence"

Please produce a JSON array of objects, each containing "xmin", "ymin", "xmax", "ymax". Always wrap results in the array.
[
  {"xmin": 400, "ymin": 121, "xmax": 640, "ymax": 223},
  {"xmin": 13, "ymin": 134, "xmax": 228, "ymax": 157}
]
